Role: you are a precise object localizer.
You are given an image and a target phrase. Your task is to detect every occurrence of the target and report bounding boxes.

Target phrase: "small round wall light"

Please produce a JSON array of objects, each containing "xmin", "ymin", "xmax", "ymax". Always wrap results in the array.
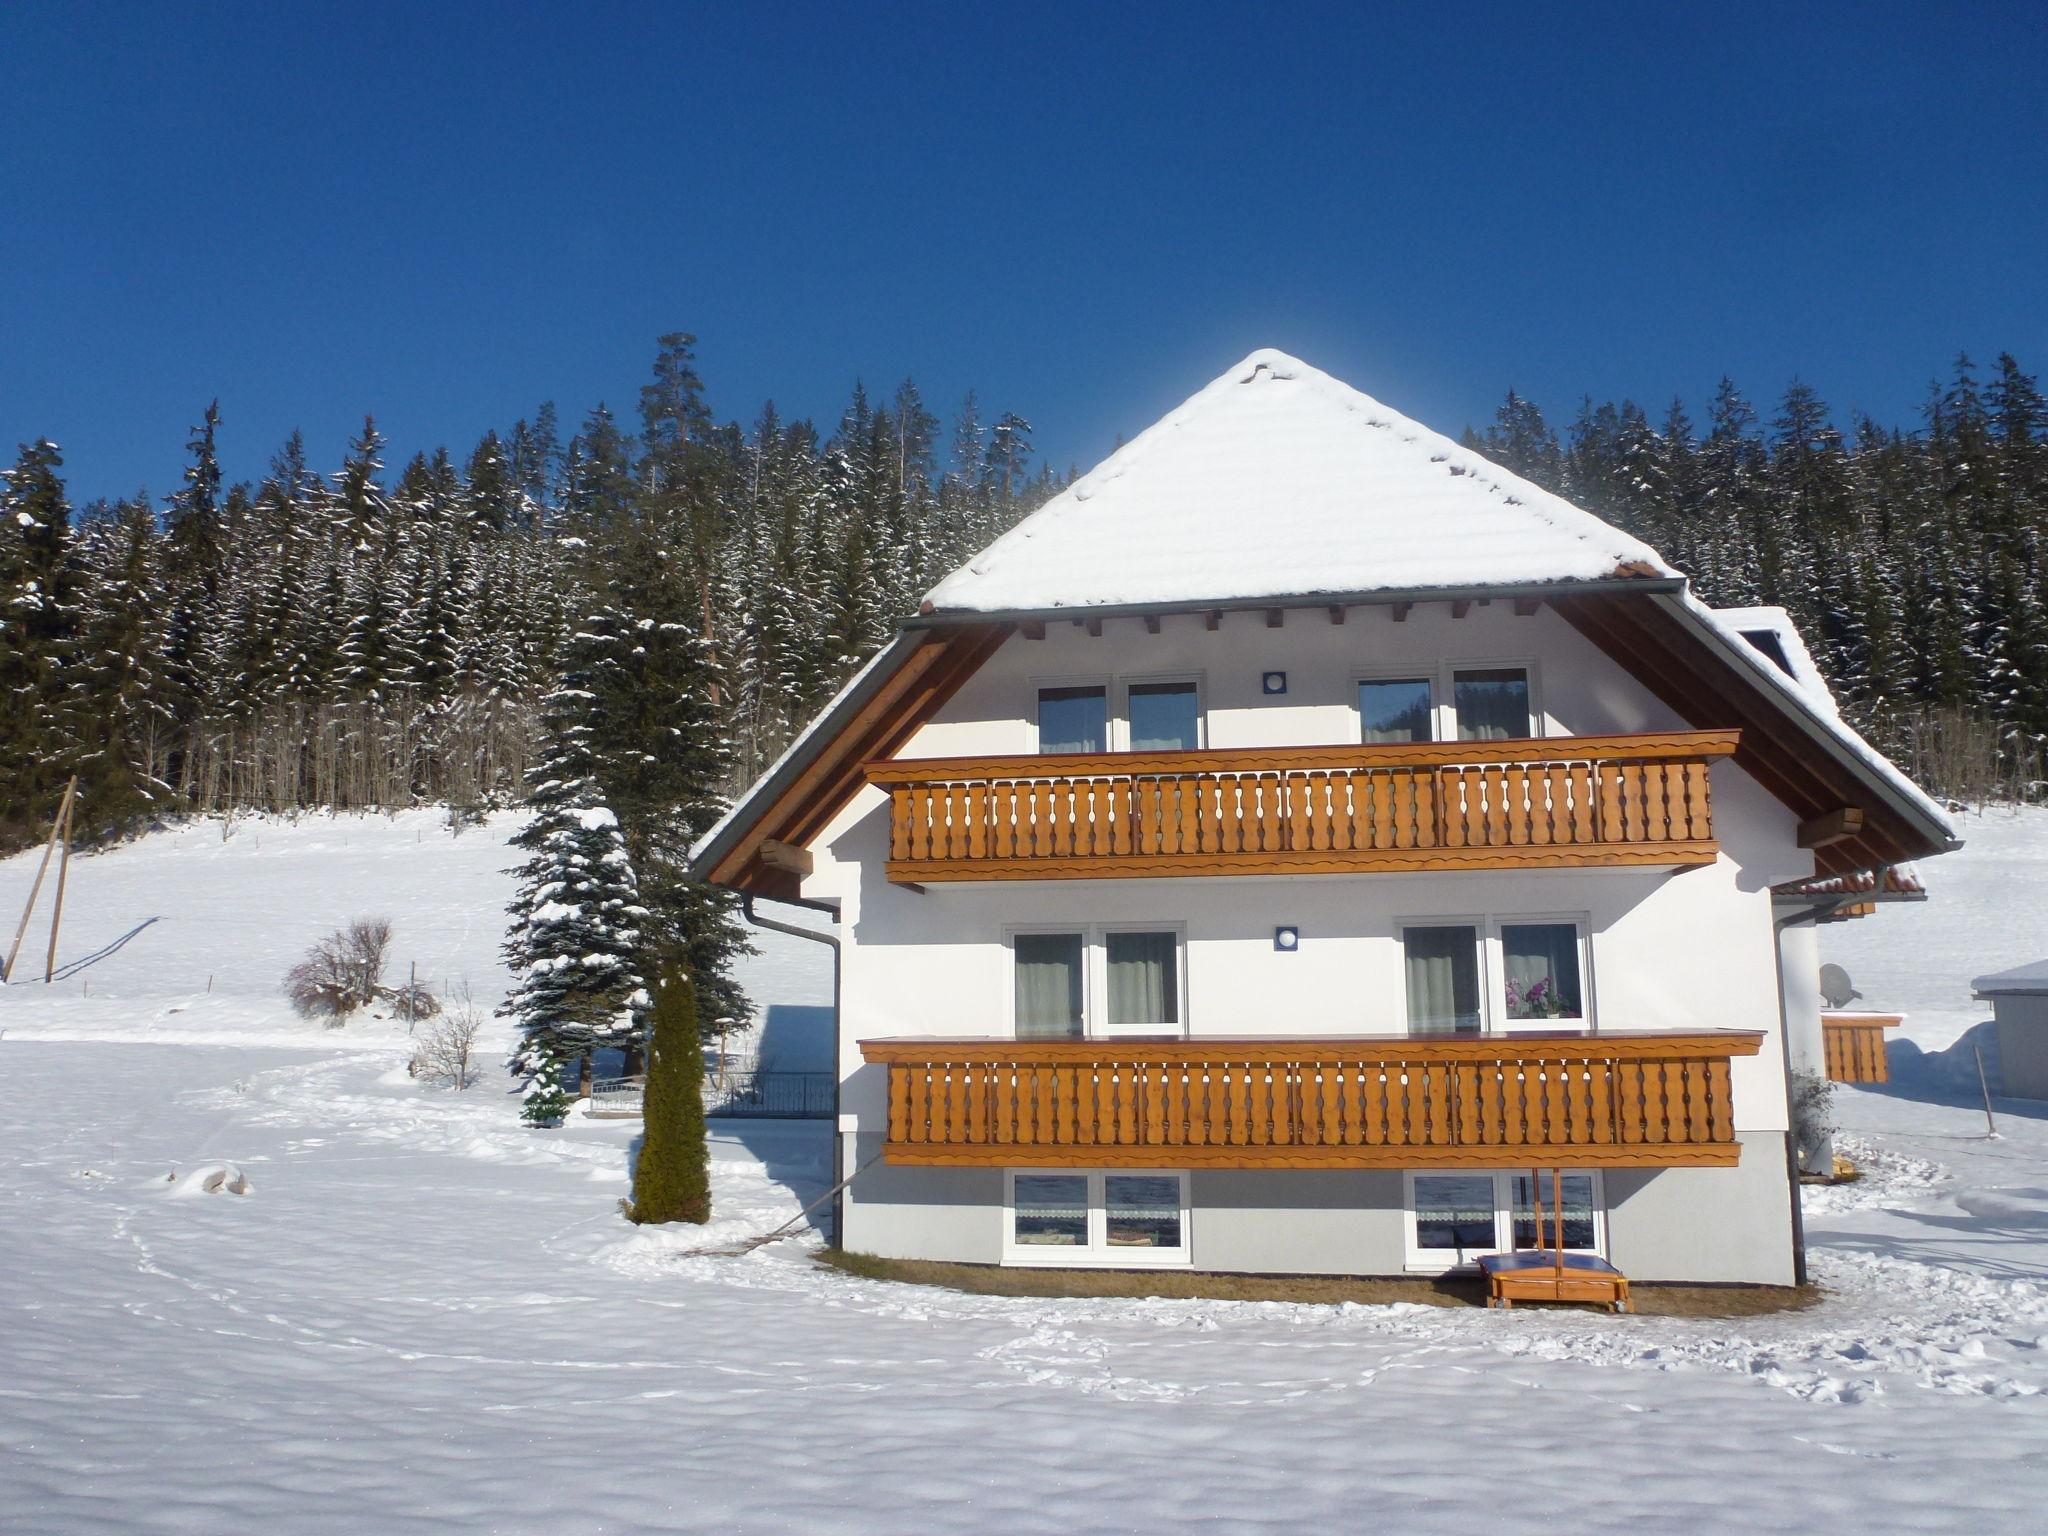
[
  {"xmin": 1262, "ymin": 671, "xmax": 1288, "ymax": 695},
  {"xmin": 1274, "ymin": 926, "xmax": 1301, "ymax": 952}
]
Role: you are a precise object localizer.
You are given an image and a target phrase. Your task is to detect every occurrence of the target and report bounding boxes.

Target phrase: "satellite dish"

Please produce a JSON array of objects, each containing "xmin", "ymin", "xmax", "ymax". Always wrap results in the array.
[{"xmin": 1819, "ymin": 963, "xmax": 1862, "ymax": 1010}]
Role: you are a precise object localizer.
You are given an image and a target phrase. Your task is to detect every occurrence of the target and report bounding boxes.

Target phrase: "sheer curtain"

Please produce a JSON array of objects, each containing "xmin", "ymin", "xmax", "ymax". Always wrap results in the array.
[
  {"xmin": 1404, "ymin": 926, "xmax": 1480, "ymax": 1034},
  {"xmin": 1502, "ymin": 923, "xmax": 1582, "ymax": 1020},
  {"xmin": 1359, "ymin": 678, "xmax": 1433, "ymax": 743},
  {"xmin": 1038, "ymin": 687, "xmax": 1107, "ymax": 753},
  {"xmin": 1128, "ymin": 683, "xmax": 1200, "ymax": 751},
  {"xmin": 1107, "ymin": 931, "xmax": 1178, "ymax": 1027},
  {"xmin": 1015, "ymin": 933, "xmax": 1084, "ymax": 1037},
  {"xmin": 1453, "ymin": 670, "xmax": 1531, "ymax": 741}
]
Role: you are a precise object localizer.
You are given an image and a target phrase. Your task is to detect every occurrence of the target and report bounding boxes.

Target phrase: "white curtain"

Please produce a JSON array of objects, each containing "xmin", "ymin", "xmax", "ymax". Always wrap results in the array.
[
  {"xmin": 1405, "ymin": 926, "xmax": 1479, "ymax": 1034},
  {"xmin": 1107, "ymin": 931, "xmax": 1177, "ymax": 1026},
  {"xmin": 1015, "ymin": 933, "xmax": 1083, "ymax": 1037},
  {"xmin": 1359, "ymin": 678, "xmax": 1432, "ymax": 743},
  {"xmin": 1454, "ymin": 670, "xmax": 1531, "ymax": 741}
]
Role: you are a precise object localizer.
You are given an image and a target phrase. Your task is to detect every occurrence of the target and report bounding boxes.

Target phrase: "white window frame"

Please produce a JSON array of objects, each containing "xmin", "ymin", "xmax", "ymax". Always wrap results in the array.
[
  {"xmin": 1003, "ymin": 1168, "xmax": 1193, "ymax": 1267},
  {"xmin": 1352, "ymin": 668, "xmax": 1440, "ymax": 744},
  {"xmin": 1117, "ymin": 671, "xmax": 1206, "ymax": 752},
  {"xmin": 1396, "ymin": 916, "xmax": 1489, "ymax": 1035},
  {"xmin": 1442, "ymin": 659, "xmax": 1542, "ymax": 742},
  {"xmin": 1402, "ymin": 1169, "xmax": 1608, "ymax": 1272},
  {"xmin": 1395, "ymin": 914, "xmax": 1596, "ymax": 1034},
  {"xmin": 1030, "ymin": 675, "xmax": 1112, "ymax": 754},
  {"xmin": 1490, "ymin": 913, "xmax": 1595, "ymax": 1031},
  {"xmin": 1004, "ymin": 924, "xmax": 1089, "ymax": 1039},
  {"xmin": 1096, "ymin": 922, "xmax": 1189, "ymax": 1036},
  {"xmin": 1005, "ymin": 924, "xmax": 1189, "ymax": 1040}
]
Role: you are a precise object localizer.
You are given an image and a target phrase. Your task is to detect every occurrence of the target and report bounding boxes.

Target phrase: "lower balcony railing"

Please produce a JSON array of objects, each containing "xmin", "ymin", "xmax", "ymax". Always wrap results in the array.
[
  {"xmin": 859, "ymin": 1031, "xmax": 1764, "ymax": 1169},
  {"xmin": 1821, "ymin": 1011, "xmax": 1900, "ymax": 1085}
]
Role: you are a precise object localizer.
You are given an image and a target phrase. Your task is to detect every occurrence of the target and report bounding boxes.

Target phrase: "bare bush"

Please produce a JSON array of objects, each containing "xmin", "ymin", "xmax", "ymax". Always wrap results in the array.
[
  {"xmin": 343, "ymin": 918, "xmax": 392, "ymax": 1002},
  {"xmin": 389, "ymin": 981, "xmax": 441, "ymax": 1023},
  {"xmin": 282, "ymin": 917, "xmax": 395, "ymax": 1025},
  {"xmin": 410, "ymin": 990, "xmax": 484, "ymax": 1089}
]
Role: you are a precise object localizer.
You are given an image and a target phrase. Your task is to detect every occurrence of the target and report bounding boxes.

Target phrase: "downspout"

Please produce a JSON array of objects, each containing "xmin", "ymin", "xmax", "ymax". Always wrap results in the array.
[
  {"xmin": 1771, "ymin": 895, "xmax": 1857, "ymax": 1288},
  {"xmin": 741, "ymin": 893, "xmax": 846, "ymax": 1246}
]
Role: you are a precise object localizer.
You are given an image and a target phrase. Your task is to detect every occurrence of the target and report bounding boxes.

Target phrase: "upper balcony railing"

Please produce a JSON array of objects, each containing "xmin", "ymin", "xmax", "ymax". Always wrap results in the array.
[
  {"xmin": 859, "ymin": 1030, "xmax": 1763, "ymax": 1169},
  {"xmin": 868, "ymin": 730, "xmax": 1737, "ymax": 883}
]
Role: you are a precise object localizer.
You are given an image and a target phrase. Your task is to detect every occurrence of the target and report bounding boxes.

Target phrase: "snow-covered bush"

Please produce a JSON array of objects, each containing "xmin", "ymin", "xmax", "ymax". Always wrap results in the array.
[
  {"xmin": 283, "ymin": 917, "xmax": 394, "ymax": 1024},
  {"xmin": 1790, "ymin": 1070, "xmax": 1837, "ymax": 1173},
  {"xmin": 410, "ymin": 994, "xmax": 483, "ymax": 1089}
]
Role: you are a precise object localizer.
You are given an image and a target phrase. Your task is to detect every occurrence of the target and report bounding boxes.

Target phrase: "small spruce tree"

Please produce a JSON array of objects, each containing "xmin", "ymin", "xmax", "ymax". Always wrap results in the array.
[{"xmin": 629, "ymin": 968, "xmax": 711, "ymax": 1224}]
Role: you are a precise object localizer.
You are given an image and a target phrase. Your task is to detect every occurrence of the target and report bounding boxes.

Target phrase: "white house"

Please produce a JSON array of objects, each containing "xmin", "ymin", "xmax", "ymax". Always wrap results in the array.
[{"xmin": 692, "ymin": 350, "xmax": 1957, "ymax": 1291}]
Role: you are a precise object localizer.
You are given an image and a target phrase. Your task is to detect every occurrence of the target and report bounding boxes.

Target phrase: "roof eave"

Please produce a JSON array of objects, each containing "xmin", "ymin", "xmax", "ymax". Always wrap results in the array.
[
  {"xmin": 1652, "ymin": 592, "xmax": 1961, "ymax": 859},
  {"xmin": 912, "ymin": 574, "xmax": 1687, "ymax": 629}
]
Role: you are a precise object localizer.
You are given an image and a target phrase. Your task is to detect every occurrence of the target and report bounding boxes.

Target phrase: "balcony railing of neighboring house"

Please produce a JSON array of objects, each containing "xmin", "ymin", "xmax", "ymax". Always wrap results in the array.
[
  {"xmin": 1821, "ymin": 1012, "xmax": 1901, "ymax": 1084},
  {"xmin": 859, "ymin": 1030, "xmax": 1764, "ymax": 1169},
  {"xmin": 867, "ymin": 730, "xmax": 1738, "ymax": 884}
]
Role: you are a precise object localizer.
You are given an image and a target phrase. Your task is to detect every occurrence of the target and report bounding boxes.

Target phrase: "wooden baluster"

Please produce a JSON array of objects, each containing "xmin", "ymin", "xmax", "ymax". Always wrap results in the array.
[
  {"xmin": 889, "ymin": 1063, "xmax": 911, "ymax": 1143},
  {"xmin": 950, "ymin": 783, "xmax": 974, "ymax": 860},
  {"xmin": 1623, "ymin": 764, "xmax": 1648, "ymax": 843},
  {"xmin": 1685, "ymin": 760, "xmax": 1712, "ymax": 840},
  {"xmin": 1481, "ymin": 766, "xmax": 1504, "ymax": 846},
  {"xmin": 1641, "ymin": 1060, "xmax": 1668, "ymax": 1143},
  {"xmin": 1288, "ymin": 771, "xmax": 1312, "ymax": 852},
  {"xmin": 1454, "ymin": 1059, "xmax": 1481, "ymax": 1146},
  {"xmin": 1257, "ymin": 773, "xmax": 1281, "ymax": 853},
  {"xmin": 1643, "ymin": 763, "xmax": 1670, "ymax": 842},
  {"xmin": 1384, "ymin": 771, "xmax": 1409, "ymax": 849},
  {"xmin": 1473, "ymin": 1056, "xmax": 1503, "ymax": 1149},
  {"xmin": 965, "ymin": 1062, "xmax": 989, "ymax": 1144},
  {"xmin": 948, "ymin": 1064, "xmax": 970, "ymax": 1146},
  {"xmin": 908, "ymin": 784, "xmax": 932, "ymax": 861},
  {"xmin": 890, "ymin": 789, "xmax": 911, "ymax": 861},
  {"xmin": 1707, "ymin": 1057, "xmax": 1733, "ymax": 1141},
  {"xmin": 1465, "ymin": 766, "xmax": 1490, "ymax": 848},
  {"xmin": 1566, "ymin": 763, "xmax": 1593, "ymax": 843},
  {"xmin": 1596, "ymin": 764, "xmax": 1623, "ymax": 843},
  {"xmin": 966, "ymin": 783, "xmax": 989, "ymax": 861},
  {"xmin": 1142, "ymin": 1061, "xmax": 1166, "ymax": 1144},
  {"xmin": 1402, "ymin": 1064, "xmax": 1430, "ymax": 1147}
]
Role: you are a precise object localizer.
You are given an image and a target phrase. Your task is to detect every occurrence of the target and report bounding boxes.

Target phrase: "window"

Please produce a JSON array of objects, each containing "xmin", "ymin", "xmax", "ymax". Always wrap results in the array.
[
  {"xmin": 1452, "ymin": 668, "xmax": 1530, "ymax": 741},
  {"xmin": 1014, "ymin": 926, "xmax": 1185, "ymax": 1038},
  {"xmin": 1014, "ymin": 932, "xmax": 1084, "ymax": 1038},
  {"xmin": 1359, "ymin": 678, "xmax": 1434, "ymax": 744},
  {"xmin": 1510, "ymin": 1171, "xmax": 1598, "ymax": 1251},
  {"xmin": 1127, "ymin": 681, "xmax": 1201, "ymax": 751},
  {"xmin": 1005, "ymin": 1170, "xmax": 1191, "ymax": 1265},
  {"xmin": 1106, "ymin": 930, "xmax": 1179, "ymax": 1027},
  {"xmin": 1501, "ymin": 922, "xmax": 1584, "ymax": 1021},
  {"xmin": 1038, "ymin": 685, "xmax": 1107, "ymax": 753},
  {"xmin": 1012, "ymin": 1174, "xmax": 1089, "ymax": 1247},
  {"xmin": 1403, "ymin": 924, "xmax": 1481, "ymax": 1035},
  {"xmin": 1406, "ymin": 1171, "xmax": 1604, "ymax": 1269}
]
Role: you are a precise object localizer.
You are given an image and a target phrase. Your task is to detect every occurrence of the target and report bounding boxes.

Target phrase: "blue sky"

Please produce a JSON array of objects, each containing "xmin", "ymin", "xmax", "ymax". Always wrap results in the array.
[{"xmin": 3, "ymin": 1, "xmax": 2043, "ymax": 504}]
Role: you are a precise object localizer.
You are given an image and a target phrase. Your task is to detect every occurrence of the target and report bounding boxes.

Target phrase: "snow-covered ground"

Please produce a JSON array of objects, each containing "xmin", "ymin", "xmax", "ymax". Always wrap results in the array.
[{"xmin": 5, "ymin": 809, "xmax": 2048, "ymax": 1534}]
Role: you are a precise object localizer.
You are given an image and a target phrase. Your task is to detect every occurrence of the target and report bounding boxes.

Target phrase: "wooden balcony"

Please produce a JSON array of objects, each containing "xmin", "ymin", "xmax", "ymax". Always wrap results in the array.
[
  {"xmin": 1822, "ymin": 1011, "xmax": 1900, "ymax": 1084},
  {"xmin": 869, "ymin": 731, "xmax": 1736, "ymax": 883},
  {"xmin": 860, "ymin": 1030, "xmax": 1763, "ymax": 1169}
]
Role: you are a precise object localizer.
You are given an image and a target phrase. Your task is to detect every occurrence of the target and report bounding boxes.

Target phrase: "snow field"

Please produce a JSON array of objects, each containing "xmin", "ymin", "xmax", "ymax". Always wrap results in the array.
[{"xmin": 3, "ymin": 809, "xmax": 2048, "ymax": 1533}]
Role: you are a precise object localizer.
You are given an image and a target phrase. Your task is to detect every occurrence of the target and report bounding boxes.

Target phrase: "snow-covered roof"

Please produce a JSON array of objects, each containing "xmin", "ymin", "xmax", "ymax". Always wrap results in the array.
[
  {"xmin": 1972, "ymin": 960, "xmax": 2048, "ymax": 997},
  {"xmin": 1713, "ymin": 605, "xmax": 1841, "ymax": 721},
  {"xmin": 923, "ymin": 349, "xmax": 1677, "ymax": 615}
]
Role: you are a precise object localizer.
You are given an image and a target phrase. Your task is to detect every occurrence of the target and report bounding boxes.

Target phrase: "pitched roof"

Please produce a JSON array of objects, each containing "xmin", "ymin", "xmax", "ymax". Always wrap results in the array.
[{"xmin": 923, "ymin": 349, "xmax": 1677, "ymax": 616}]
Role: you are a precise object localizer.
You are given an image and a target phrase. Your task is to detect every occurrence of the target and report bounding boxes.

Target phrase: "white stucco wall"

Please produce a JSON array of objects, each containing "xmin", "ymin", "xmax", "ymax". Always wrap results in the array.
[{"xmin": 799, "ymin": 602, "xmax": 1815, "ymax": 1281}]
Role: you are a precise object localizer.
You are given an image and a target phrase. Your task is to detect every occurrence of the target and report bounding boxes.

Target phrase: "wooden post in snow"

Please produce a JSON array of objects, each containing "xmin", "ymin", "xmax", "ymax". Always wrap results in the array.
[
  {"xmin": 4, "ymin": 776, "xmax": 75, "ymax": 983},
  {"xmin": 44, "ymin": 786, "xmax": 77, "ymax": 983}
]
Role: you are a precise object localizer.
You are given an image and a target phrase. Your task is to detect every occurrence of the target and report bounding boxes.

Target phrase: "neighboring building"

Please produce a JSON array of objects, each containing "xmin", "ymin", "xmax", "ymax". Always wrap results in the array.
[
  {"xmin": 1973, "ymin": 962, "xmax": 2048, "ymax": 1100},
  {"xmin": 692, "ymin": 351, "xmax": 1957, "ymax": 1287}
]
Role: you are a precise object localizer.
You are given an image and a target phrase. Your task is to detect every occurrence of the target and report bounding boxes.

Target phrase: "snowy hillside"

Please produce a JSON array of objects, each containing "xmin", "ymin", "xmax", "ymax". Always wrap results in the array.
[{"xmin": 4, "ymin": 810, "xmax": 2048, "ymax": 1534}]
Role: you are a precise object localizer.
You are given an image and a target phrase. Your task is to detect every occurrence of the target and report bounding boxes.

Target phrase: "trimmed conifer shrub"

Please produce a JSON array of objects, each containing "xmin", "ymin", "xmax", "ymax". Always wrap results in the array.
[{"xmin": 630, "ymin": 969, "xmax": 711, "ymax": 1225}]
